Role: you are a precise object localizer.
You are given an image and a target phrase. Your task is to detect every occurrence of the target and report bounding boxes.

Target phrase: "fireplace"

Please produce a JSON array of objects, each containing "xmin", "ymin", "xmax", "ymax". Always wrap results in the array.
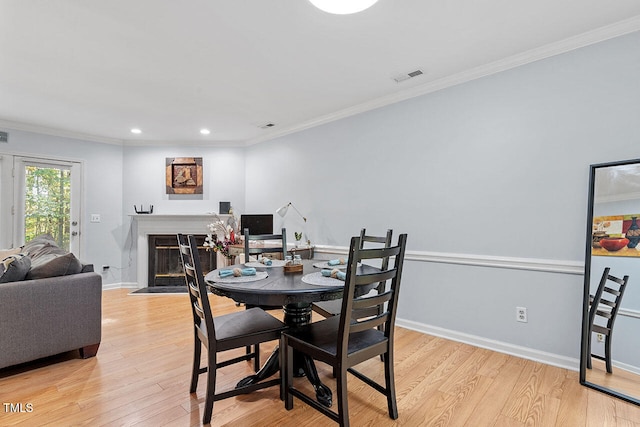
[
  {"xmin": 147, "ymin": 234, "xmax": 215, "ymax": 287},
  {"xmin": 132, "ymin": 214, "xmax": 231, "ymax": 289}
]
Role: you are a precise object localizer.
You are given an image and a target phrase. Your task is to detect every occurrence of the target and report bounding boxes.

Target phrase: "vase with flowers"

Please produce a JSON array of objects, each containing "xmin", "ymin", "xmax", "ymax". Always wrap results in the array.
[{"xmin": 204, "ymin": 215, "xmax": 238, "ymax": 267}]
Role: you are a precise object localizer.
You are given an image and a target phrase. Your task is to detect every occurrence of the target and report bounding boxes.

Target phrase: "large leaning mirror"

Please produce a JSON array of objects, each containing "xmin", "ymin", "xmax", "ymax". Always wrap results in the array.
[{"xmin": 581, "ymin": 158, "xmax": 640, "ymax": 404}]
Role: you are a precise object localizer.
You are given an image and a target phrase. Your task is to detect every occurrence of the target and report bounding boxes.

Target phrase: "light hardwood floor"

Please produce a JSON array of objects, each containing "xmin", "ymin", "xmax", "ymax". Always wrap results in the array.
[{"xmin": 2, "ymin": 288, "xmax": 640, "ymax": 426}]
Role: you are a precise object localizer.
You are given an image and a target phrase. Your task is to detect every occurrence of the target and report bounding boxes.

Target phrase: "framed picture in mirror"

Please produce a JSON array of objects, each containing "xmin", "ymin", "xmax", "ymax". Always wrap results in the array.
[{"xmin": 592, "ymin": 214, "xmax": 640, "ymax": 257}]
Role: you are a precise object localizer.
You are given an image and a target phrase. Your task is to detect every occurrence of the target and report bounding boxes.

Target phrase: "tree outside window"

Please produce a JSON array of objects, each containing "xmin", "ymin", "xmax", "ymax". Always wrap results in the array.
[{"xmin": 24, "ymin": 166, "xmax": 71, "ymax": 250}]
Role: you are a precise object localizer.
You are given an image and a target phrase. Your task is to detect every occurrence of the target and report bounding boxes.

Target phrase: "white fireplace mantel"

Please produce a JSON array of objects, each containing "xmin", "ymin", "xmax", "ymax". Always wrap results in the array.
[{"xmin": 132, "ymin": 214, "xmax": 230, "ymax": 288}]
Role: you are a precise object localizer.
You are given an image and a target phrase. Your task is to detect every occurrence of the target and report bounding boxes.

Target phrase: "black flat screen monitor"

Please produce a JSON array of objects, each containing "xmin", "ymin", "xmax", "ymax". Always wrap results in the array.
[{"xmin": 240, "ymin": 214, "xmax": 274, "ymax": 235}]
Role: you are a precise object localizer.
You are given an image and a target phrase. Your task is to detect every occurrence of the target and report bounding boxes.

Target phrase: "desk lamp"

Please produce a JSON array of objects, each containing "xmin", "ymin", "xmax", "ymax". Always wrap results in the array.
[
  {"xmin": 277, "ymin": 202, "xmax": 310, "ymax": 246},
  {"xmin": 276, "ymin": 202, "xmax": 307, "ymax": 222}
]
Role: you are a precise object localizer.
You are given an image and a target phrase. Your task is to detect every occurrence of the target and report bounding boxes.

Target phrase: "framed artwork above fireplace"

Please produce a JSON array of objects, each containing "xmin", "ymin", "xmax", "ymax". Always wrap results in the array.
[{"xmin": 166, "ymin": 157, "xmax": 203, "ymax": 194}]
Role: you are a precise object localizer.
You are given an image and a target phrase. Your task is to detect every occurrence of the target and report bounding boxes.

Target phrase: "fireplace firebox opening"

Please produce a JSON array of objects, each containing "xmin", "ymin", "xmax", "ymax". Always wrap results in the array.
[{"xmin": 147, "ymin": 234, "xmax": 215, "ymax": 287}]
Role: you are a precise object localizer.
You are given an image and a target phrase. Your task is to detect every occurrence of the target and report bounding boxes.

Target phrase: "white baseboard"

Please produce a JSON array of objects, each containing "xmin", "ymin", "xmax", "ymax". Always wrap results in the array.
[
  {"xmin": 102, "ymin": 282, "xmax": 138, "ymax": 290},
  {"xmin": 396, "ymin": 317, "xmax": 579, "ymax": 372}
]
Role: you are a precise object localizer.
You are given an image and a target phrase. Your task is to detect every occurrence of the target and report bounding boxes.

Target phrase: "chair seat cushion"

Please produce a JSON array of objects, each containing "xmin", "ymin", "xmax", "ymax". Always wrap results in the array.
[
  {"xmin": 214, "ymin": 307, "xmax": 285, "ymax": 350},
  {"xmin": 284, "ymin": 316, "xmax": 387, "ymax": 360}
]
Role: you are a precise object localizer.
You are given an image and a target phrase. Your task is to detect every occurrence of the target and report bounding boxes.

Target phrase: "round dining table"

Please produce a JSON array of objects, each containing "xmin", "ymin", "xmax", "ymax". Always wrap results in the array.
[{"xmin": 204, "ymin": 259, "xmax": 379, "ymax": 407}]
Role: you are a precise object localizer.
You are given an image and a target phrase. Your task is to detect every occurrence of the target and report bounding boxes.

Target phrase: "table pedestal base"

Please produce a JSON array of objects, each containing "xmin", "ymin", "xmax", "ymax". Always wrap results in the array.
[{"xmin": 235, "ymin": 303, "xmax": 333, "ymax": 407}]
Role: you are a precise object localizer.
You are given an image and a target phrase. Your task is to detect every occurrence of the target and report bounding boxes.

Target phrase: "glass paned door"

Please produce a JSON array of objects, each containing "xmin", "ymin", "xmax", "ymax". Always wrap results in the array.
[{"xmin": 14, "ymin": 157, "xmax": 81, "ymax": 254}]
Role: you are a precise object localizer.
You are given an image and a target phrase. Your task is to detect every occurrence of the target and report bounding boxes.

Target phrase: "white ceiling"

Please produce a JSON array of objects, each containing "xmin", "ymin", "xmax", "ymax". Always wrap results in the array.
[{"xmin": 2, "ymin": 0, "xmax": 640, "ymax": 146}]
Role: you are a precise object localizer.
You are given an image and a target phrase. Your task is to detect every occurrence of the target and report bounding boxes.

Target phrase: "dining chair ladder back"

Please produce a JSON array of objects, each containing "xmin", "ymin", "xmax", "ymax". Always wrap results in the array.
[
  {"xmin": 587, "ymin": 267, "xmax": 629, "ymax": 374},
  {"xmin": 282, "ymin": 233, "xmax": 408, "ymax": 427},
  {"xmin": 242, "ymin": 227, "xmax": 287, "ymax": 368},
  {"xmin": 243, "ymin": 227, "xmax": 287, "ymax": 263},
  {"xmin": 311, "ymin": 228, "xmax": 393, "ymax": 319},
  {"xmin": 177, "ymin": 234, "xmax": 286, "ymax": 425}
]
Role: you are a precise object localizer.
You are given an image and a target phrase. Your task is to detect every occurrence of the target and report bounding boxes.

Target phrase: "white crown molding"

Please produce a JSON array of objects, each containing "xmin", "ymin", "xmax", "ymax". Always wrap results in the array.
[
  {"xmin": 314, "ymin": 245, "xmax": 584, "ymax": 275},
  {"xmin": 0, "ymin": 119, "xmax": 245, "ymax": 148},
  {"xmin": 247, "ymin": 16, "xmax": 640, "ymax": 146},
  {"xmin": 3, "ymin": 17, "xmax": 639, "ymax": 147},
  {"xmin": 124, "ymin": 139, "xmax": 246, "ymax": 148},
  {"xmin": 0, "ymin": 119, "xmax": 124, "ymax": 146}
]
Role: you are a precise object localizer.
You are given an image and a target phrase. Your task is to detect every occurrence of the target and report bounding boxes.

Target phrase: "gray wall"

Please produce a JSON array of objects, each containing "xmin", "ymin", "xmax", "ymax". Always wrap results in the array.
[
  {"xmin": 0, "ymin": 129, "xmax": 124, "ymax": 284},
  {"xmin": 243, "ymin": 31, "xmax": 640, "ymax": 363},
  {"xmin": 120, "ymin": 145, "xmax": 246, "ymax": 283},
  {"xmin": 3, "ymin": 30, "xmax": 639, "ymax": 366}
]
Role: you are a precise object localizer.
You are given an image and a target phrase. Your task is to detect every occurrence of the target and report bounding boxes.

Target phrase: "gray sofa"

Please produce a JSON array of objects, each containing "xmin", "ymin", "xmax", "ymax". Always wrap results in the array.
[{"xmin": 0, "ymin": 236, "xmax": 102, "ymax": 370}]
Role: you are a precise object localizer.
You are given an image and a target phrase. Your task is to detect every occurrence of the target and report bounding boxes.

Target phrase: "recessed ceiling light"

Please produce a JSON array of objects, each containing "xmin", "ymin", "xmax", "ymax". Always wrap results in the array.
[
  {"xmin": 200, "ymin": 129, "xmax": 211, "ymax": 135},
  {"xmin": 130, "ymin": 128, "xmax": 142, "ymax": 134},
  {"xmin": 308, "ymin": 0, "xmax": 378, "ymax": 14}
]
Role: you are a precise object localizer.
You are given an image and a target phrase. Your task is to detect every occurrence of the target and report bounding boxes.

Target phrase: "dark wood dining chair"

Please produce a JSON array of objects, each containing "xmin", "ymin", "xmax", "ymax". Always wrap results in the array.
[
  {"xmin": 282, "ymin": 233, "xmax": 408, "ymax": 427},
  {"xmin": 587, "ymin": 267, "xmax": 629, "ymax": 374},
  {"xmin": 243, "ymin": 227, "xmax": 287, "ymax": 263},
  {"xmin": 311, "ymin": 228, "xmax": 393, "ymax": 319},
  {"xmin": 177, "ymin": 234, "xmax": 286, "ymax": 425},
  {"xmin": 242, "ymin": 227, "xmax": 287, "ymax": 367}
]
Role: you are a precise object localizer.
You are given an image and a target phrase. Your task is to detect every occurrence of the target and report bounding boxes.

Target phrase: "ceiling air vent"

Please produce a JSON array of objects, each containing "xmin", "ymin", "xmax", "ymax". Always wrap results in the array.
[{"xmin": 393, "ymin": 69, "xmax": 424, "ymax": 83}]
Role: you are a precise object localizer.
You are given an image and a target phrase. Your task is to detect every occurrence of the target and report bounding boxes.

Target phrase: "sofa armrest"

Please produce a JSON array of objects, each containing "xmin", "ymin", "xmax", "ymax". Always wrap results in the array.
[{"xmin": 0, "ymin": 272, "xmax": 102, "ymax": 369}]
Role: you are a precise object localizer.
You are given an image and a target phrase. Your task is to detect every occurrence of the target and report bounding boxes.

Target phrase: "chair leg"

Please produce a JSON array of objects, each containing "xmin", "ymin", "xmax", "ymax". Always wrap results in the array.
[
  {"xmin": 336, "ymin": 366, "xmax": 349, "ymax": 427},
  {"xmin": 378, "ymin": 324, "xmax": 385, "ymax": 362},
  {"xmin": 245, "ymin": 343, "xmax": 261, "ymax": 372},
  {"xmin": 278, "ymin": 340, "xmax": 284, "ymax": 402},
  {"xmin": 605, "ymin": 335, "xmax": 613, "ymax": 374},
  {"xmin": 586, "ymin": 333, "xmax": 592, "ymax": 370},
  {"xmin": 284, "ymin": 338, "xmax": 294, "ymax": 410},
  {"xmin": 190, "ymin": 337, "xmax": 202, "ymax": 393},
  {"xmin": 254, "ymin": 343, "xmax": 261, "ymax": 372},
  {"xmin": 202, "ymin": 349, "xmax": 216, "ymax": 425},
  {"xmin": 384, "ymin": 351, "xmax": 398, "ymax": 420}
]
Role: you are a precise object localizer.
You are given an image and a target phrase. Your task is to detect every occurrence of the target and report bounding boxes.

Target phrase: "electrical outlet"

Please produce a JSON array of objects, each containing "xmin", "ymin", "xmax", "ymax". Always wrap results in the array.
[
  {"xmin": 90, "ymin": 214, "xmax": 101, "ymax": 223},
  {"xmin": 516, "ymin": 307, "xmax": 528, "ymax": 323},
  {"xmin": 597, "ymin": 333, "xmax": 604, "ymax": 342}
]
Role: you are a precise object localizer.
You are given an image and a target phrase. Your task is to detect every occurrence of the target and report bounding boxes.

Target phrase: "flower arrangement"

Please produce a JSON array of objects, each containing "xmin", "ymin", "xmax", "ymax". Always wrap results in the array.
[{"xmin": 204, "ymin": 215, "xmax": 238, "ymax": 259}]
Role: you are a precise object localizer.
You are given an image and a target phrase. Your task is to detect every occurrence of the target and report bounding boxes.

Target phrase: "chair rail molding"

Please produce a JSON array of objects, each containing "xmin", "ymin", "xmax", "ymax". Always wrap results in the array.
[{"xmin": 314, "ymin": 245, "xmax": 583, "ymax": 275}]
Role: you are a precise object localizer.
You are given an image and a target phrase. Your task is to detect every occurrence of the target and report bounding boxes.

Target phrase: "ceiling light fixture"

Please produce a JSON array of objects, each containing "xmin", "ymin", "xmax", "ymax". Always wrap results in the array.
[
  {"xmin": 200, "ymin": 128, "xmax": 211, "ymax": 135},
  {"xmin": 308, "ymin": 0, "xmax": 378, "ymax": 15},
  {"xmin": 130, "ymin": 128, "xmax": 142, "ymax": 134}
]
